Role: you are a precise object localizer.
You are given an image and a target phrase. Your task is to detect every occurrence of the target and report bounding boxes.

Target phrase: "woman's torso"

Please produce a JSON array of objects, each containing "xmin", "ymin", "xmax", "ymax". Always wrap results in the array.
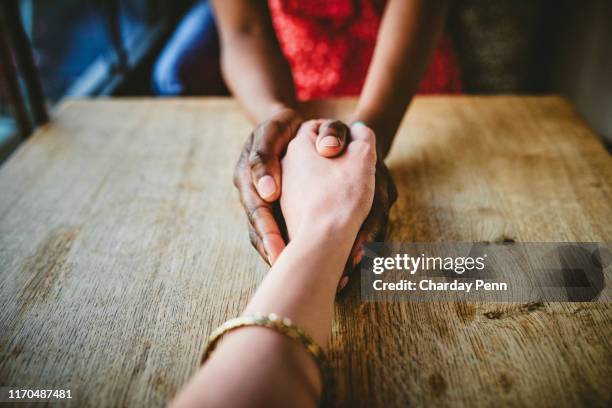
[{"xmin": 269, "ymin": 0, "xmax": 462, "ymax": 100}]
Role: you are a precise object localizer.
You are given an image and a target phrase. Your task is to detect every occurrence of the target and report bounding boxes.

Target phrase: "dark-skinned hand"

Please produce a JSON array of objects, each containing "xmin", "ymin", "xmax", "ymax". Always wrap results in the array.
[
  {"xmin": 233, "ymin": 109, "xmax": 349, "ymax": 264},
  {"xmin": 234, "ymin": 113, "xmax": 396, "ymax": 291}
]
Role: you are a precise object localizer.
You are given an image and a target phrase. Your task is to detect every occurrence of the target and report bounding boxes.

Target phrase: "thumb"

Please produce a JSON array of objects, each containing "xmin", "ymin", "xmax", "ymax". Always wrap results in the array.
[
  {"xmin": 315, "ymin": 120, "xmax": 348, "ymax": 158},
  {"xmin": 249, "ymin": 112, "xmax": 302, "ymax": 202},
  {"xmin": 249, "ymin": 141, "xmax": 282, "ymax": 203}
]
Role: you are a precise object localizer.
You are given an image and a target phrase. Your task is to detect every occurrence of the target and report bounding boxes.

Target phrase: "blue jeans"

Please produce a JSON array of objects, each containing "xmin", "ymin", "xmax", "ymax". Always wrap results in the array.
[{"xmin": 152, "ymin": 1, "xmax": 226, "ymax": 95}]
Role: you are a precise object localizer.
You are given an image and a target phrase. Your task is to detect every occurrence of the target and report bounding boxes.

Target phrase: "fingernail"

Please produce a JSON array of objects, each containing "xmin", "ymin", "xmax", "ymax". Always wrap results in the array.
[
  {"xmin": 338, "ymin": 276, "xmax": 349, "ymax": 291},
  {"xmin": 257, "ymin": 175, "xmax": 276, "ymax": 199},
  {"xmin": 319, "ymin": 136, "xmax": 340, "ymax": 148},
  {"xmin": 351, "ymin": 121, "xmax": 367, "ymax": 128}
]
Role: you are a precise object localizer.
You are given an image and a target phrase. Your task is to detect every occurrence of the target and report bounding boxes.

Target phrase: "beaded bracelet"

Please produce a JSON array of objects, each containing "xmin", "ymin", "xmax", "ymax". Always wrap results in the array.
[{"xmin": 201, "ymin": 313, "xmax": 335, "ymax": 406}]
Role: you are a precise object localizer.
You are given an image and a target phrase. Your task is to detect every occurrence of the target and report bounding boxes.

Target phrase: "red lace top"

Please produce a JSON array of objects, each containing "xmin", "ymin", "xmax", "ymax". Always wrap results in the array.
[{"xmin": 268, "ymin": 0, "xmax": 462, "ymax": 101}]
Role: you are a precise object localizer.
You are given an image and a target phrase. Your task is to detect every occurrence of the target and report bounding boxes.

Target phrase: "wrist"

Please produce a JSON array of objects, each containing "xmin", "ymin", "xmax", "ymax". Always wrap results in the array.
[
  {"xmin": 293, "ymin": 217, "xmax": 358, "ymax": 251},
  {"xmin": 286, "ymin": 223, "xmax": 356, "ymax": 283},
  {"xmin": 261, "ymin": 104, "xmax": 304, "ymax": 139},
  {"xmin": 265, "ymin": 102, "xmax": 300, "ymax": 121}
]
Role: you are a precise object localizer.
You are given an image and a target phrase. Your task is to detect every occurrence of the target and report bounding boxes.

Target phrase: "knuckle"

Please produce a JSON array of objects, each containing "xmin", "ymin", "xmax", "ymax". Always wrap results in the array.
[
  {"xmin": 246, "ymin": 203, "xmax": 270, "ymax": 225},
  {"xmin": 232, "ymin": 171, "xmax": 241, "ymax": 189},
  {"xmin": 248, "ymin": 149, "xmax": 272, "ymax": 170},
  {"xmin": 262, "ymin": 230, "xmax": 283, "ymax": 241},
  {"xmin": 234, "ymin": 136, "xmax": 254, "ymax": 188},
  {"xmin": 356, "ymin": 141, "xmax": 374, "ymax": 160},
  {"xmin": 257, "ymin": 119, "xmax": 284, "ymax": 137},
  {"xmin": 237, "ymin": 191, "xmax": 253, "ymax": 215},
  {"xmin": 306, "ymin": 119, "xmax": 322, "ymax": 131},
  {"xmin": 244, "ymin": 131, "xmax": 255, "ymax": 150},
  {"xmin": 248, "ymin": 230, "xmax": 261, "ymax": 249},
  {"xmin": 233, "ymin": 162, "xmax": 246, "ymax": 188}
]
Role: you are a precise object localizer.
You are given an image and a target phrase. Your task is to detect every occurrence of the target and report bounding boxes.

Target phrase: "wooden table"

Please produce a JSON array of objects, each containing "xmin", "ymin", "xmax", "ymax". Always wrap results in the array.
[{"xmin": 0, "ymin": 97, "xmax": 610, "ymax": 407}]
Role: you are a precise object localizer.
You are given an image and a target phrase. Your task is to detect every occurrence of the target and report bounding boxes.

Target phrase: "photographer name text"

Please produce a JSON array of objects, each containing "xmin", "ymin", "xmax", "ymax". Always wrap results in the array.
[{"xmin": 372, "ymin": 279, "xmax": 507, "ymax": 292}]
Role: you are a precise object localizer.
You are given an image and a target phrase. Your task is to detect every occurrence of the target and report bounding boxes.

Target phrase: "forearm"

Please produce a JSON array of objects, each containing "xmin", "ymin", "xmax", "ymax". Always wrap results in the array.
[
  {"xmin": 352, "ymin": 0, "xmax": 449, "ymax": 157},
  {"xmin": 172, "ymin": 223, "xmax": 356, "ymax": 407},
  {"xmin": 210, "ymin": 0, "xmax": 296, "ymax": 123},
  {"xmin": 243, "ymin": 222, "xmax": 354, "ymax": 343},
  {"xmin": 221, "ymin": 35, "xmax": 297, "ymax": 122}
]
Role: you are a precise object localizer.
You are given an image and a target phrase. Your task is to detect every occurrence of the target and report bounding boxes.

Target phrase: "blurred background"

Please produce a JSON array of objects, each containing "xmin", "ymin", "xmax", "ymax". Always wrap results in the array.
[{"xmin": 0, "ymin": 0, "xmax": 610, "ymax": 162}]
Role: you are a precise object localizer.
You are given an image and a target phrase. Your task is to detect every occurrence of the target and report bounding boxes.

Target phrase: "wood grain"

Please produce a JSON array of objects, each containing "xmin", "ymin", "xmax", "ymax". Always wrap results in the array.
[{"xmin": 0, "ymin": 97, "xmax": 610, "ymax": 407}]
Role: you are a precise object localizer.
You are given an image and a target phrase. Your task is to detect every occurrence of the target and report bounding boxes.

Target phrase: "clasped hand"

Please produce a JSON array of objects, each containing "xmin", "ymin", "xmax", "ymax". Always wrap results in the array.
[{"xmin": 233, "ymin": 109, "xmax": 397, "ymax": 288}]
